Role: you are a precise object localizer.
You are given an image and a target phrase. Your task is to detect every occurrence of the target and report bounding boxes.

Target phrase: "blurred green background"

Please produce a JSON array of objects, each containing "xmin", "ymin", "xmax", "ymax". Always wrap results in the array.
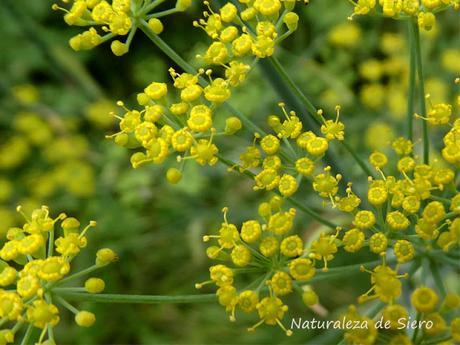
[{"xmin": 0, "ymin": 0, "xmax": 459, "ymax": 344}]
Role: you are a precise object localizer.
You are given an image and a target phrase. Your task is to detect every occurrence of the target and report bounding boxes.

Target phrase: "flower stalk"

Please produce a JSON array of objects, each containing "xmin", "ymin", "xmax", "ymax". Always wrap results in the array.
[
  {"xmin": 407, "ymin": 20, "xmax": 417, "ymax": 143},
  {"xmin": 412, "ymin": 21, "xmax": 429, "ymax": 164},
  {"xmin": 55, "ymin": 292, "xmax": 218, "ymax": 304}
]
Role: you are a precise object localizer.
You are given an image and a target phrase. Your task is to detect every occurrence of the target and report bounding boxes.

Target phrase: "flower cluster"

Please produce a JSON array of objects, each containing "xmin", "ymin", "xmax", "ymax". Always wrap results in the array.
[
  {"xmin": 236, "ymin": 104, "xmax": 345, "ymax": 199},
  {"xmin": 108, "ymin": 68, "xmax": 245, "ymax": 183},
  {"xmin": 349, "ymin": 0, "xmax": 460, "ymax": 30},
  {"xmin": 47, "ymin": 0, "xmax": 459, "ymax": 341},
  {"xmin": 197, "ymin": 199, "xmax": 323, "ymax": 335},
  {"xmin": 196, "ymin": 75, "xmax": 459, "ymax": 337},
  {"xmin": 0, "ymin": 206, "xmax": 117, "ymax": 344},
  {"xmin": 343, "ymin": 287, "xmax": 460, "ymax": 345},
  {"xmin": 308, "ymin": 94, "xmax": 460, "ymax": 310},
  {"xmin": 0, "ymin": 87, "xmax": 112, "ymax": 235},
  {"xmin": 53, "ymin": 0, "xmax": 192, "ymax": 55},
  {"xmin": 194, "ymin": 0, "xmax": 301, "ymax": 82},
  {"xmin": 440, "ymin": 116, "xmax": 460, "ymax": 166}
]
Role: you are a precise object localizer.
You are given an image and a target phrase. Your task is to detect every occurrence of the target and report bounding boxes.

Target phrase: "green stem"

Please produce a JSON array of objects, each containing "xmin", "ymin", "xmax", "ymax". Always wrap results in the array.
[
  {"xmin": 340, "ymin": 140, "xmax": 373, "ymax": 177},
  {"xmin": 266, "ymin": 57, "xmax": 318, "ymax": 118},
  {"xmin": 412, "ymin": 21, "xmax": 429, "ymax": 164},
  {"xmin": 140, "ymin": 0, "xmax": 166, "ymax": 16},
  {"xmin": 443, "ymin": 212, "xmax": 457, "ymax": 220},
  {"xmin": 429, "ymin": 259, "xmax": 447, "ymax": 298},
  {"xmin": 433, "ymin": 253, "xmax": 460, "ymax": 268},
  {"xmin": 148, "ymin": 8, "xmax": 179, "ymax": 18},
  {"xmin": 47, "ymin": 326, "xmax": 54, "ymax": 343},
  {"xmin": 422, "ymin": 257, "xmax": 430, "ymax": 284},
  {"xmin": 54, "ymin": 295, "xmax": 79, "ymax": 314},
  {"xmin": 56, "ymin": 259, "xmax": 394, "ymax": 304},
  {"xmin": 217, "ymin": 154, "xmax": 338, "ymax": 229},
  {"xmin": 55, "ymin": 292, "xmax": 217, "ymax": 304},
  {"xmin": 12, "ymin": 321, "xmax": 24, "ymax": 333},
  {"xmin": 412, "ymin": 311, "xmax": 422, "ymax": 343},
  {"xmin": 429, "ymin": 195, "xmax": 451, "ymax": 204},
  {"xmin": 48, "ymin": 230, "xmax": 54, "ymax": 257},
  {"xmin": 20, "ymin": 324, "xmax": 33, "ymax": 345},
  {"xmin": 54, "ymin": 265, "xmax": 100, "ymax": 286},
  {"xmin": 309, "ymin": 258, "xmax": 396, "ymax": 284},
  {"xmin": 407, "ymin": 20, "xmax": 416, "ymax": 142},
  {"xmin": 53, "ymin": 287, "xmax": 86, "ymax": 293},
  {"xmin": 421, "ymin": 336, "xmax": 452, "ymax": 345}
]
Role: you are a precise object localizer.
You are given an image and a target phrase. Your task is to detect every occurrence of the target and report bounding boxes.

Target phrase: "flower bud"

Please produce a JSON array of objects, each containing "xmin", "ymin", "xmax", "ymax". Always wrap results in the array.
[
  {"xmin": 137, "ymin": 93, "xmax": 150, "ymax": 106},
  {"xmin": 443, "ymin": 293, "xmax": 460, "ymax": 310},
  {"xmin": 130, "ymin": 152, "xmax": 147, "ymax": 168},
  {"xmin": 269, "ymin": 195, "xmax": 283, "ymax": 210},
  {"xmin": 166, "ymin": 168, "xmax": 182, "ymax": 184},
  {"xmin": 284, "ymin": 0, "xmax": 296, "ymax": 11},
  {"xmin": 111, "ymin": 40, "xmax": 129, "ymax": 56},
  {"xmin": 176, "ymin": 0, "xmax": 192, "ymax": 11},
  {"xmin": 258, "ymin": 202, "xmax": 271, "ymax": 218},
  {"xmin": 114, "ymin": 133, "xmax": 129, "ymax": 147},
  {"xmin": 148, "ymin": 18, "xmax": 164, "ymax": 35},
  {"xmin": 62, "ymin": 217, "xmax": 80, "ymax": 235},
  {"xmin": 418, "ymin": 12, "xmax": 436, "ymax": 31},
  {"xmin": 283, "ymin": 12, "xmax": 299, "ymax": 31},
  {"xmin": 267, "ymin": 115, "xmax": 280, "ymax": 128},
  {"xmin": 220, "ymin": 3, "xmax": 237, "ymax": 22},
  {"xmin": 69, "ymin": 35, "xmax": 82, "ymax": 51},
  {"xmin": 85, "ymin": 278, "xmax": 105, "ymax": 294},
  {"xmin": 96, "ymin": 248, "xmax": 118, "ymax": 266},
  {"xmin": 225, "ymin": 117, "xmax": 242, "ymax": 135},
  {"xmin": 75, "ymin": 311, "xmax": 96, "ymax": 327},
  {"xmin": 302, "ymin": 288, "xmax": 318, "ymax": 306}
]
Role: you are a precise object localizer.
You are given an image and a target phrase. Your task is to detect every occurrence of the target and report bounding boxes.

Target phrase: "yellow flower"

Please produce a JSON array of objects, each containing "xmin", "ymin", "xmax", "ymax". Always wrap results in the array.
[
  {"xmin": 250, "ymin": 296, "xmax": 291, "ymax": 335},
  {"xmin": 268, "ymin": 209, "xmax": 295, "ymax": 235},
  {"xmin": 255, "ymin": 168, "xmax": 280, "ymax": 191},
  {"xmin": 259, "ymin": 237, "xmax": 279, "ymax": 257},
  {"xmin": 387, "ymin": 211, "xmax": 410, "ymax": 231},
  {"xmin": 295, "ymin": 157, "xmax": 315, "ymax": 176},
  {"xmin": 411, "ymin": 287, "xmax": 439, "ymax": 313},
  {"xmin": 270, "ymin": 271, "xmax": 292, "ymax": 296},
  {"xmin": 394, "ymin": 240, "xmax": 415, "ymax": 263},
  {"xmin": 278, "ymin": 174, "xmax": 298, "ymax": 197},
  {"xmin": 26, "ymin": 300, "xmax": 60, "ymax": 328},
  {"xmin": 382, "ymin": 304, "xmax": 409, "ymax": 329},
  {"xmin": 289, "ymin": 258, "xmax": 315, "ymax": 281},
  {"xmin": 368, "ymin": 186, "xmax": 388, "ymax": 206},
  {"xmin": 253, "ymin": 0, "xmax": 281, "ymax": 16},
  {"xmin": 280, "ymin": 235, "xmax": 303, "ymax": 257},
  {"xmin": 369, "ymin": 233, "xmax": 388, "ymax": 254},
  {"xmin": 238, "ymin": 290, "xmax": 259, "ymax": 313},
  {"xmin": 209, "ymin": 265, "xmax": 234, "ymax": 287},
  {"xmin": 313, "ymin": 168, "xmax": 340, "ymax": 198},
  {"xmin": 328, "ymin": 23, "xmax": 362, "ymax": 48},
  {"xmin": 309, "ymin": 232, "xmax": 338, "ymax": 272},
  {"xmin": 240, "ymin": 220, "xmax": 262, "ymax": 243},
  {"xmin": 369, "ymin": 151, "xmax": 388, "ymax": 169},
  {"xmin": 422, "ymin": 201, "xmax": 445, "ymax": 224},
  {"xmin": 0, "ymin": 291, "xmax": 23, "ymax": 320},
  {"xmin": 75, "ymin": 310, "xmax": 96, "ymax": 327},
  {"xmin": 342, "ymin": 229, "xmax": 365, "ymax": 253},
  {"xmin": 260, "ymin": 135, "xmax": 280, "ymax": 155},
  {"xmin": 231, "ymin": 245, "xmax": 252, "ymax": 267},
  {"xmin": 0, "ymin": 267, "xmax": 17, "ymax": 287},
  {"xmin": 353, "ymin": 210, "xmax": 376, "ymax": 229}
]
